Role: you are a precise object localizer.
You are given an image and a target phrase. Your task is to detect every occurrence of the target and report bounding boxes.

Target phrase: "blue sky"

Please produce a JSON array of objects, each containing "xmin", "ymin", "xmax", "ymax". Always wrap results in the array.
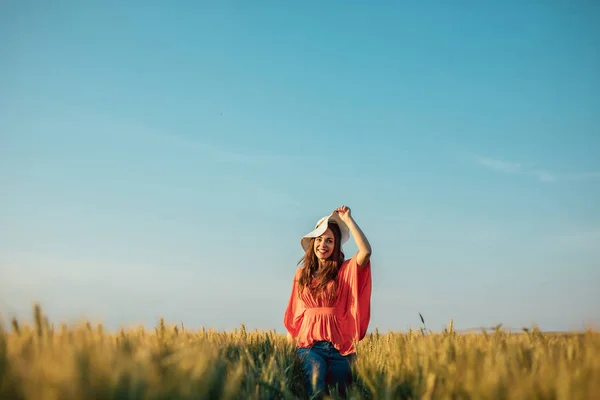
[{"xmin": 1, "ymin": 1, "xmax": 599, "ymax": 333}]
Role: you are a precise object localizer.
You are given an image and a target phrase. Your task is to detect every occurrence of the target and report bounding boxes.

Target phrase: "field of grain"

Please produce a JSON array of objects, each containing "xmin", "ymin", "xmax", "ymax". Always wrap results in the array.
[{"xmin": 1, "ymin": 304, "xmax": 599, "ymax": 399}]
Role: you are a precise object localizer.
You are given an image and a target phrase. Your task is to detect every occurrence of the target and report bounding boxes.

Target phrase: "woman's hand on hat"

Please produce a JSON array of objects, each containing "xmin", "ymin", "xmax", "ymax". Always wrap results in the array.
[{"xmin": 335, "ymin": 205, "xmax": 352, "ymax": 223}]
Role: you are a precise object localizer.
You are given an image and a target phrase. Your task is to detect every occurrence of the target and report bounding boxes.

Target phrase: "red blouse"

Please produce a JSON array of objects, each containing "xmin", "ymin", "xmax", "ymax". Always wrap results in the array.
[{"xmin": 283, "ymin": 253, "xmax": 372, "ymax": 356}]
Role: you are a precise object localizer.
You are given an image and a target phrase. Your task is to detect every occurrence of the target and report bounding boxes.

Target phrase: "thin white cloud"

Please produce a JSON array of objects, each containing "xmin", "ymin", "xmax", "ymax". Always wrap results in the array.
[
  {"xmin": 534, "ymin": 171, "xmax": 556, "ymax": 182},
  {"xmin": 473, "ymin": 155, "xmax": 598, "ymax": 183},
  {"xmin": 474, "ymin": 156, "xmax": 521, "ymax": 173}
]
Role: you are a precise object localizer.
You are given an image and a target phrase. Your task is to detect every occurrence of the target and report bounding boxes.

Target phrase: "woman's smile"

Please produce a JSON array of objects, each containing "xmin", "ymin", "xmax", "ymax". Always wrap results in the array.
[{"xmin": 314, "ymin": 230, "xmax": 335, "ymax": 260}]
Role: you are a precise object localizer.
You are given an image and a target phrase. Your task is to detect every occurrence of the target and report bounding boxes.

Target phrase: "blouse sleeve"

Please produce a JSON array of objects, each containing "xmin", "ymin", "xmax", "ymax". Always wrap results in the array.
[
  {"xmin": 283, "ymin": 269, "xmax": 305, "ymax": 338},
  {"xmin": 343, "ymin": 253, "xmax": 372, "ymax": 341}
]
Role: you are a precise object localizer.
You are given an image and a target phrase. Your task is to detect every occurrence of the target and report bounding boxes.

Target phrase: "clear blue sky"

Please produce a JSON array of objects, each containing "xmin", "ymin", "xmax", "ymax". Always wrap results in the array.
[{"xmin": 1, "ymin": 1, "xmax": 599, "ymax": 333}]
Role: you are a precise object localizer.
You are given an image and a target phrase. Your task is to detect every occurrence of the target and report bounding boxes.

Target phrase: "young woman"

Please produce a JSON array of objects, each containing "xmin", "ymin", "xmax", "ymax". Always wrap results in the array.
[{"xmin": 284, "ymin": 205, "xmax": 372, "ymax": 398}]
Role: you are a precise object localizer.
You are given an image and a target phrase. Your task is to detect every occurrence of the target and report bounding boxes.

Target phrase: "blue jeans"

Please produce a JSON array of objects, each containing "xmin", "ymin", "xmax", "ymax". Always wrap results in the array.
[{"xmin": 296, "ymin": 341, "xmax": 356, "ymax": 398}]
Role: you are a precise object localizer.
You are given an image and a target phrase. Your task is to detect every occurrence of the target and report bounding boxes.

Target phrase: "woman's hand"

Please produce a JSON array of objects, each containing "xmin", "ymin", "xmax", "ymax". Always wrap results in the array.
[{"xmin": 335, "ymin": 205, "xmax": 352, "ymax": 223}]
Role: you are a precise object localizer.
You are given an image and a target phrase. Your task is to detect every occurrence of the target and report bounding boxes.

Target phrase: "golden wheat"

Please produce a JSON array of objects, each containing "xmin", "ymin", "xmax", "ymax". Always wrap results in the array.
[{"xmin": 1, "ymin": 304, "xmax": 599, "ymax": 399}]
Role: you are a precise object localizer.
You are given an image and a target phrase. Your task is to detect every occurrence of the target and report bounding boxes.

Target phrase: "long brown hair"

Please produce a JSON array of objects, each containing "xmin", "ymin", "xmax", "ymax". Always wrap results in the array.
[{"xmin": 297, "ymin": 221, "xmax": 345, "ymax": 299}]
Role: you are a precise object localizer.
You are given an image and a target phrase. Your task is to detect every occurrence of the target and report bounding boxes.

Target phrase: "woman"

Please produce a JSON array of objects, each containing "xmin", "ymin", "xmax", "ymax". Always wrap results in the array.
[{"xmin": 284, "ymin": 205, "xmax": 372, "ymax": 398}]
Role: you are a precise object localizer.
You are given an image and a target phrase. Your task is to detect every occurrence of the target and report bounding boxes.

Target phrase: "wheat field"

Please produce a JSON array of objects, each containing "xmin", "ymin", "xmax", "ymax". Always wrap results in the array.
[{"xmin": 1, "ymin": 304, "xmax": 599, "ymax": 400}]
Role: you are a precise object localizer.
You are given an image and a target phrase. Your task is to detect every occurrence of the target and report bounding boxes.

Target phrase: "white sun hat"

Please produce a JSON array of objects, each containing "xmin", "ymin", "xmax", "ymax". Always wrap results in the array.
[{"xmin": 300, "ymin": 212, "xmax": 350, "ymax": 252}]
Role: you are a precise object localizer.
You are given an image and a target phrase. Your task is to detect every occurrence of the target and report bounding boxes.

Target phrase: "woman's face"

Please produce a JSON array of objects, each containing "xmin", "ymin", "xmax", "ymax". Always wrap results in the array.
[{"xmin": 314, "ymin": 228, "xmax": 335, "ymax": 261}]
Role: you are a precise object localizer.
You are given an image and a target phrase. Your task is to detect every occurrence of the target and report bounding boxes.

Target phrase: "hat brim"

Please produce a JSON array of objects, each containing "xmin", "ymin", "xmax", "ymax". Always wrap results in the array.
[{"xmin": 300, "ymin": 212, "xmax": 350, "ymax": 252}]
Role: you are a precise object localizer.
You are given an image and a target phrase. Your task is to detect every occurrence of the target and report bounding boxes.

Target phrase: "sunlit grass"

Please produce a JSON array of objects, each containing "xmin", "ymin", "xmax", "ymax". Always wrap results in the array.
[{"xmin": 1, "ymin": 304, "xmax": 598, "ymax": 399}]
